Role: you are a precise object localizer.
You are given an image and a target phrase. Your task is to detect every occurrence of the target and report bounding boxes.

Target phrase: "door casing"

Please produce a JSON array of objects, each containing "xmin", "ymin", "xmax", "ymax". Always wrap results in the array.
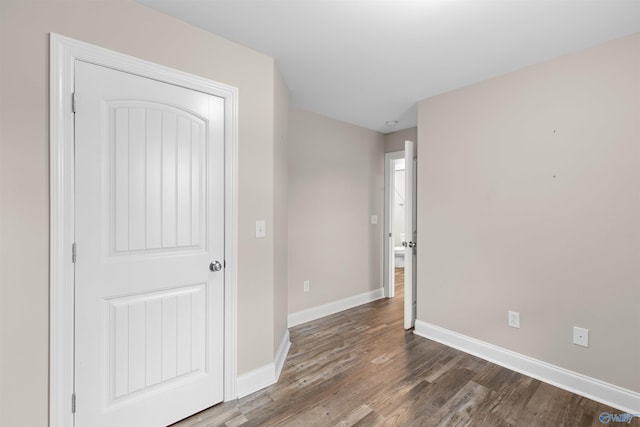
[{"xmin": 49, "ymin": 33, "xmax": 239, "ymax": 427}]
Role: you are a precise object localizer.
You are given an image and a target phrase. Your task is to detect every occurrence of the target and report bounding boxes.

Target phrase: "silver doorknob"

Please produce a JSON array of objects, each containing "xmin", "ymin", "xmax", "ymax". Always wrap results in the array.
[
  {"xmin": 209, "ymin": 260, "xmax": 223, "ymax": 272},
  {"xmin": 407, "ymin": 241, "xmax": 416, "ymax": 248}
]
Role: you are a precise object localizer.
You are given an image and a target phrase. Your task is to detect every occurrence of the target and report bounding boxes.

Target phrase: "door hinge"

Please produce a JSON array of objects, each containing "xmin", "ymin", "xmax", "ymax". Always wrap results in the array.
[
  {"xmin": 72, "ymin": 242, "xmax": 77, "ymax": 263},
  {"xmin": 71, "ymin": 392, "xmax": 76, "ymax": 414},
  {"xmin": 72, "ymin": 92, "xmax": 77, "ymax": 113}
]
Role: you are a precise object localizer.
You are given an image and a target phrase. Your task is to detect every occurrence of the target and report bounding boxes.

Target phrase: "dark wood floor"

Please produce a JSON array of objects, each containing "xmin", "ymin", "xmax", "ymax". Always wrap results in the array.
[{"xmin": 174, "ymin": 268, "xmax": 637, "ymax": 426}]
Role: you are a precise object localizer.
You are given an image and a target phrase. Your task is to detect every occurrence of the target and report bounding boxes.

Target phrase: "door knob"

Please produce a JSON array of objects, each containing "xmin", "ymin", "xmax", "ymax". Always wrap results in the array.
[{"xmin": 209, "ymin": 260, "xmax": 223, "ymax": 272}]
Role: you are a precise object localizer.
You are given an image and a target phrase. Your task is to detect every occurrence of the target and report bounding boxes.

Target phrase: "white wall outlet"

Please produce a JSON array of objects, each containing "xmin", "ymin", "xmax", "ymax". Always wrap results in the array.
[
  {"xmin": 255, "ymin": 220, "xmax": 266, "ymax": 238},
  {"xmin": 303, "ymin": 280, "xmax": 310, "ymax": 292},
  {"xmin": 371, "ymin": 215, "xmax": 378, "ymax": 225},
  {"xmin": 573, "ymin": 326, "xmax": 589, "ymax": 347},
  {"xmin": 508, "ymin": 310, "xmax": 520, "ymax": 328}
]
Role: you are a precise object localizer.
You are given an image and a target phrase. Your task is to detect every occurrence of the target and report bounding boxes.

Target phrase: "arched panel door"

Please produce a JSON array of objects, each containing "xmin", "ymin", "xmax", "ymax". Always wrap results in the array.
[{"xmin": 74, "ymin": 60, "xmax": 225, "ymax": 427}]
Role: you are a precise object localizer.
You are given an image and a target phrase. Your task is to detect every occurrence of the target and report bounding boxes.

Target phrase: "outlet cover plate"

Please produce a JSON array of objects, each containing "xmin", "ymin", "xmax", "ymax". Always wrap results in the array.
[
  {"xmin": 573, "ymin": 326, "xmax": 589, "ymax": 347},
  {"xmin": 508, "ymin": 310, "xmax": 520, "ymax": 328}
]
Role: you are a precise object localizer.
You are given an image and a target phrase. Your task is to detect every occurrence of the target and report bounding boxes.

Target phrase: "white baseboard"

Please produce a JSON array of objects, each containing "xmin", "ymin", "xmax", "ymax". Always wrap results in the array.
[
  {"xmin": 414, "ymin": 320, "xmax": 640, "ymax": 414},
  {"xmin": 236, "ymin": 363, "xmax": 273, "ymax": 399},
  {"xmin": 275, "ymin": 329, "xmax": 291, "ymax": 380},
  {"xmin": 236, "ymin": 329, "xmax": 291, "ymax": 399},
  {"xmin": 288, "ymin": 287, "xmax": 385, "ymax": 328}
]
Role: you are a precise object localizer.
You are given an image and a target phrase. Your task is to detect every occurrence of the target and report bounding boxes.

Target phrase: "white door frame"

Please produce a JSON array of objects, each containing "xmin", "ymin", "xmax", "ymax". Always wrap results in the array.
[
  {"xmin": 383, "ymin": 150, "xmax": 405, "ymax": 298},
  {"xmin": 49, "ymin": 33, "xmax": 238, "ymax": 427}
]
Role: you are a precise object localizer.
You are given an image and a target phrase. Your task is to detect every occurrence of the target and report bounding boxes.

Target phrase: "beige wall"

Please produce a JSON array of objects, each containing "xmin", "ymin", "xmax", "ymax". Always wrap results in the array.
[
  {"xmin": 0, "ymin": 1, "xmax": 285, "ymax": 425},
  {"xmin": 288, "ymin": 108, "xmax": 384, "ymax": 314},
  {"xmin": 384, "ymin": 127, "xmax": 417, "ymax": 153},
  {"xmin": 273, "ymin": 66, "xmax": 290, "ymax": 351},
  {"xmin": 417, "ymin": 33, "xmax": 640, "ymax": 392}
]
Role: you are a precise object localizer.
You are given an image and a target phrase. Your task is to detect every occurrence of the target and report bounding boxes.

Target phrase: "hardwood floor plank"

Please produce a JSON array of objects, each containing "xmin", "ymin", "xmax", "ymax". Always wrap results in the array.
[
  {"xmin": 378, "ymin": 380, "xmax": 432, "ymax": 426},
  {"xmin": 350, "ymin": 409, "xmax": 386, "ymax": 427},
  {"xmin": 173, "ymin": 268, "xmax": 639, "ymax": 427},
  {"xmin": 336, "ymin": 404, "xmax": 374, "ymax": 426}
]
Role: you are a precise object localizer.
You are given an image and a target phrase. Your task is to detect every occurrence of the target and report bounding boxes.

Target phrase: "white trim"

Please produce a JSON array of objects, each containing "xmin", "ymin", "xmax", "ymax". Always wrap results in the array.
[
  {"xmin": 414, "ymin": 320, "xmax": 640, "ymax": 414},
  {"xmin": 49, "ymin": 33, "xmax": 76, "ymax": 427},
  {"xmin": 275, "ymin": 330, "xmax": 291, "ymax": 380},
  {"xmin": 236, "ymin": 330, "xmax": 291, "ymax": 399},
  {"xmin": 49, "ymin": 33, "xmax": 239, "ymax": 427},
  {"xmin": 383, "ymin": 151, "xmax": 405, "ymax": 299},
  {"xmin": 222, "ymin": 45, "xmax": 240, "ymax": 403},
  {"xmin": 236, "ymin": 364, "xmax": 275, "ymax": 399},
  {"xmin": 288, "ymin": 288, "xmax": 385, "ymax": 328}
]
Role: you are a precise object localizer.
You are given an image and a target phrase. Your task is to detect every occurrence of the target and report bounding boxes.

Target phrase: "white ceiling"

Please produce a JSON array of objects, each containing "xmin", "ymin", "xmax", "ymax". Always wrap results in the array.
[{"xmin": 138, "ymin": 0, "xmax": 640, "ymax": 133}]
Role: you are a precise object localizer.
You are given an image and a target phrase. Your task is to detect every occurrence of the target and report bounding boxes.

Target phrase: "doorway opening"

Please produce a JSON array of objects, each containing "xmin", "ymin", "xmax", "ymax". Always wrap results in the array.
[
  {"xmin": 384, "ymin": 151, "xmax": 405, "ymax": 299},
  {"xmin": 384, "ymin": 142, "xmax": 417, "ymax": 330}
]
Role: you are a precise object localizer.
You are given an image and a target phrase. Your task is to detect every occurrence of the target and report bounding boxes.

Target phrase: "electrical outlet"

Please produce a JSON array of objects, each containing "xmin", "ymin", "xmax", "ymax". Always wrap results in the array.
[
  {"xmin": 371, "ymin": 215, "xmax": 378, "ymax": 225},
  {"xmin": 304, "ymin": 280, "xmax": 310, "ymax": 292},
  {"xmin": 255, "ymin": 220, "xmax": 266, "ymax": 238},
  {"xmin": 508, "ymin": 310, "xmax": 520, "ymax": 328},
  {"xmin": 573, "ymin": 326, "xmax": 589, "ymax": 347}
]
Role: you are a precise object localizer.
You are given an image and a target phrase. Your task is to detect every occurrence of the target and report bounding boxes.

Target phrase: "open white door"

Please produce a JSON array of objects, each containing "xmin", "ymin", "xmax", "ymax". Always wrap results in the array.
[
  {"xmin": 74, "ymin": 60, "xmax": 225, "ymax": 427},
  {"xmin": 403, "ymin": 140, "xmax": 417, "ymax": 329}
]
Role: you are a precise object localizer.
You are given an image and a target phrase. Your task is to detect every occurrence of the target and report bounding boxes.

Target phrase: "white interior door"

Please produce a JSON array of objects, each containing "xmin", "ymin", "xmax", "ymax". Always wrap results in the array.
[
  {"xmin": 404, "ymin": 140, "xmax": 417, "ymax": 329},
  {"xmin": 74, "ymin": 60, "xmax": 225, "ymax": 427}
]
